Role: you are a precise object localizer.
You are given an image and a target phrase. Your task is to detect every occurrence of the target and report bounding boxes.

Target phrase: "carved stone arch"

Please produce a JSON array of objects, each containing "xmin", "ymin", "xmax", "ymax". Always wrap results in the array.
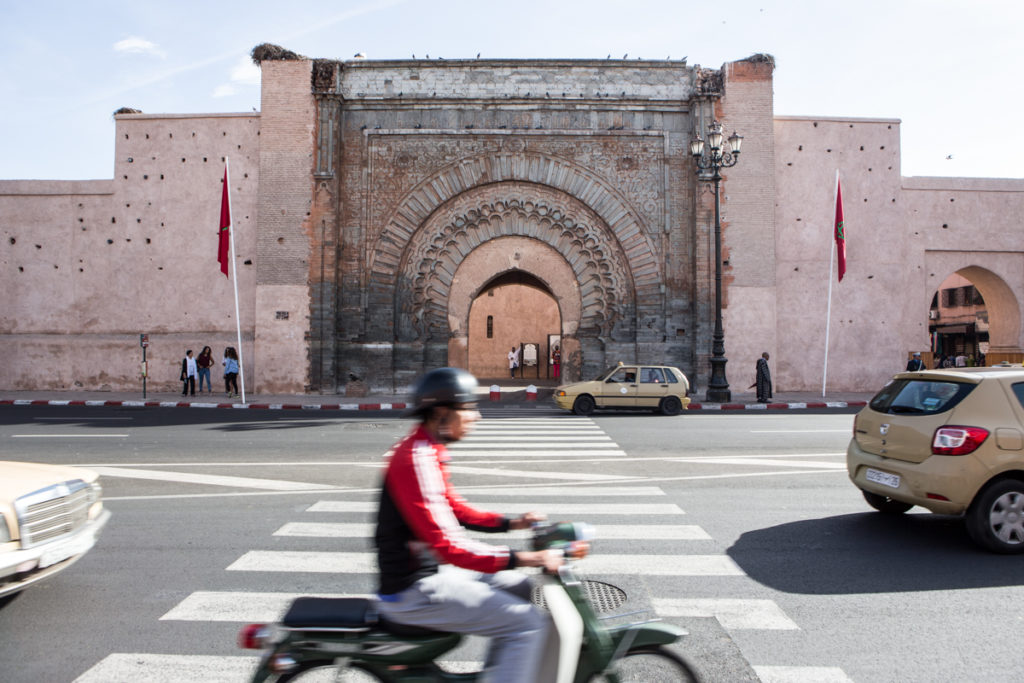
[
  {"xmin": 367, "ymin": 150, "xmax": 661, "ymax": 340},
  {"xmin": 391, "ymin": 181, "xmax": 639, "ymax": 379}
]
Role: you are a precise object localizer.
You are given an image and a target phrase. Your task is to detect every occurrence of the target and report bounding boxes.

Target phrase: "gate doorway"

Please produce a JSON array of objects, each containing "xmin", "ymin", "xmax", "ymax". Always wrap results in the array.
[{"xmin": 468, "ymin": 272, "xmax": 560, "ymax": 380}]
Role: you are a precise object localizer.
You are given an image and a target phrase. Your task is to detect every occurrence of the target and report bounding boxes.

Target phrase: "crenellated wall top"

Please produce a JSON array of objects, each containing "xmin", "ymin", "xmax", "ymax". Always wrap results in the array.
[{"xmin": 312, "ymin": 59, "xmax": 700, "ymax": 102}]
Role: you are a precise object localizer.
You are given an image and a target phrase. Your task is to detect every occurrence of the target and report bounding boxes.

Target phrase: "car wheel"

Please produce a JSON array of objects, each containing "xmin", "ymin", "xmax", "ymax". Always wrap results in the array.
[
  {"xmin": 862, "ymin": 490, "xmax": 913, "ymax": 514},
  {"xmin": 659, "ymin": 396, "xmax": 683, "ymax": 416},
  {"xmin": 573, "ymin": 395, "xmax": 595, "ymax": 416},
  {"xmin": 966, "ymin": 479, "xmax": 1024, "ymax": 554}
]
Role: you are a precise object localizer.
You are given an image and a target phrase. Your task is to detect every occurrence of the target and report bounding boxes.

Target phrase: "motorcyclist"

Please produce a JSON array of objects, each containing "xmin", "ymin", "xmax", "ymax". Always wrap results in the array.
[{"xmin": 374, "ymin": 367, "xmax": 563, "ymax": 683}]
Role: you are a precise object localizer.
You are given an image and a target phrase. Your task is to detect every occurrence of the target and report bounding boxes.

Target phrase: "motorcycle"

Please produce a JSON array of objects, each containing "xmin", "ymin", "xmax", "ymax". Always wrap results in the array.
[{"xmin": 239, "ymin": 522, "xmax": 700, "ymax": 682}]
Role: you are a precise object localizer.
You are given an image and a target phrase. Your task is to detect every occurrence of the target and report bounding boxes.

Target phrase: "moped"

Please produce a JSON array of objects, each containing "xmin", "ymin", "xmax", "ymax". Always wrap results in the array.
[{"xmin": 239, "ymin": 522, "xmax": 700, "ymax": 682}]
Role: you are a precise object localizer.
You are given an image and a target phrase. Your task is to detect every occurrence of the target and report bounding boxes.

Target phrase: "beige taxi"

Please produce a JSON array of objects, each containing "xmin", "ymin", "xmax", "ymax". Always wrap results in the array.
[
  {"xmin": 847, "ymin": 367, "xmax": 1024, "ymax": 553},
  {"xmin": 554, "ymin": 363, "xmax": 691, "ymax": 416},
  {"xmin": 1, "ymin": 461, "xmax": 110, "ymax": 599}
]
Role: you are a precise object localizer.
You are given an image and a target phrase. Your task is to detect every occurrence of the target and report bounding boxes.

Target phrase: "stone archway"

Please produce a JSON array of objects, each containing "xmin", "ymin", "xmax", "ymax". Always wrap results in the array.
[
  {"xmin": 448, "ymin": 236, "xmax": 581, "ymax": 380},
  {"xmin": 956, "ymin": 266, "xmax": 1021, "ymax": 354},
  {"xmin": 386, "ymin": 181, "xmax": 639, "ymax": 381}
]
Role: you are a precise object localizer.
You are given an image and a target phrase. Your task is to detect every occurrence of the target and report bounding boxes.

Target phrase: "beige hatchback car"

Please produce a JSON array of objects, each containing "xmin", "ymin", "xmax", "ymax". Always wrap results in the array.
[
  {"xmin": 847, "ymin": 367, "xmax": 1024, "ymax": 553},
  {"xmin": 553, "ymin": 363, "xmax": 691, "ymax": 416}
]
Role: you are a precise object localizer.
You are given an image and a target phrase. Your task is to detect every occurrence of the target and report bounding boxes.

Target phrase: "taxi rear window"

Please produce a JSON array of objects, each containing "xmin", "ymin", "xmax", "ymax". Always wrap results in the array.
[{"xmin": 869, "ymin": 379, "xmax": 974, "ymax": 415}]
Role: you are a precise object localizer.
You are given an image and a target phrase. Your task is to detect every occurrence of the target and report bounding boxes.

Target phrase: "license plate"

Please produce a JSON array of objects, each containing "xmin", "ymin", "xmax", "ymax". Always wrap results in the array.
[
  {"xmin": 865, "ymin": 468, "xmax": 900, "ymax": 489},
  {"xmin": 38, "ymin": 531, "xmax": 96, "ymax": 569}
]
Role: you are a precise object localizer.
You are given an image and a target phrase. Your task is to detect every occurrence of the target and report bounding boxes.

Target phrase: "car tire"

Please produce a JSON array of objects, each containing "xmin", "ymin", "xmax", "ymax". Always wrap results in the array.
[
  {"xmin": 572, "ymin": 395, "xmax": 596, "ymax": 416},
  {"xmin": 659, "ymin": 396, "xmax": 683, "ymax": 416},
  {"xmin": 862, "ymin": 490, "xmax": 913, "ymax": 514},
  {"xmin": 966, "ymin": 479, "xmax": 1024, "ymax": 554}
]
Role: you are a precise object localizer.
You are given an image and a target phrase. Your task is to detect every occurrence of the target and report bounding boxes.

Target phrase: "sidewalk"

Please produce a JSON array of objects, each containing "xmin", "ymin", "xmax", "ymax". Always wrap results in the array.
[{"xmin": 0, "ymin": 381, "xmax": 872, "ymax": 412}]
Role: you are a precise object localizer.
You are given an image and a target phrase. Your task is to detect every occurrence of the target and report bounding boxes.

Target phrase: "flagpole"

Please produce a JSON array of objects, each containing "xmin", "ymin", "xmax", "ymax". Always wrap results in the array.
[
  {"xmin": 224, "ymin": 157, "xmax": 246, "ymax": 404},
  {"xmin": 822, "ymin": 170, "xmax": 839, "ymax": 398}
]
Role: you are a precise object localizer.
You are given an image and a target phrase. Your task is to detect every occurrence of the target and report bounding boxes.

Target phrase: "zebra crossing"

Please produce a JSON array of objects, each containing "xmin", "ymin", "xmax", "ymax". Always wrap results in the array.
[{"xmin": 74, "ymin": 416, "xmax": 853, "ymax": 683}]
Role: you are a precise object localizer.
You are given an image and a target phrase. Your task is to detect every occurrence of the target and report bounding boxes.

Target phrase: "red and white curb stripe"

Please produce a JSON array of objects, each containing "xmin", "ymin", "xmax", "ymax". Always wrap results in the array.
[
  {"xmin": 0, "ymin": 399, "xmax": 863, "ymax": 411},
  {"xmin": 686, "ymin": 401, "xmax": 867, "ymax": 411},
  {"xmin": 0, "ymin": 399, "xmax": 407, "ymax": 411}
]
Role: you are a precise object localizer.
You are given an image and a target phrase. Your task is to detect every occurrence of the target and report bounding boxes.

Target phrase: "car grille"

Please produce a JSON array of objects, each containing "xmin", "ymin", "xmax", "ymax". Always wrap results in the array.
[{"xmin": 16, "ymin": 480, "xmax": 92, "ymax": 549}]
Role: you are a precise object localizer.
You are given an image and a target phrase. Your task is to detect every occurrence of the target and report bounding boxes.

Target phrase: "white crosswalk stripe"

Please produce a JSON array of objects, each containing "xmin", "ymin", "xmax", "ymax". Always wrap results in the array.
[
  {"xmin": 306, "ymin": 501, "xmax": 685, "ymax": 515},
  {"xmin": 74, "ymin": 417, "xmax": 851, "ymax": 683},
  {"xmin": 273, "ymin": 522, "xmax": 712, "ymax": 540}
]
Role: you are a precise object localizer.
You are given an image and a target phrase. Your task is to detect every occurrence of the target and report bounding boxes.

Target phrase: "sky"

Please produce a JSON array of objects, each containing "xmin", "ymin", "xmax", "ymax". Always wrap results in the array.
[{"xmin": 1, "ymin": 0, "xmax": 1022, "ymax": 180}]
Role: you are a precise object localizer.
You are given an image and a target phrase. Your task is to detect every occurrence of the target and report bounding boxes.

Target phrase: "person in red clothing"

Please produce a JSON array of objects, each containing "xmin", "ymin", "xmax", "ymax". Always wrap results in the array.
[{"xmin": 374, "ymin": 367, "xmax": 563, "ymax": 683}]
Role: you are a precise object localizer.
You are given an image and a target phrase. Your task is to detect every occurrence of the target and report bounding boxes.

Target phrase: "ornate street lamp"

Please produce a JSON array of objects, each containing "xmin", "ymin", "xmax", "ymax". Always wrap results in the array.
[{"xmin": 691, "ymin": 120, "xmax": 743, "ymax": 403}]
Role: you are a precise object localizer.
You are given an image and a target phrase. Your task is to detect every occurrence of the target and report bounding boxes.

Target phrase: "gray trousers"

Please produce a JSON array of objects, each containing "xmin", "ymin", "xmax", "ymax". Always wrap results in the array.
[{"xmin": 376, "ymin": 566, "xmax": 558, "ymax": 683}]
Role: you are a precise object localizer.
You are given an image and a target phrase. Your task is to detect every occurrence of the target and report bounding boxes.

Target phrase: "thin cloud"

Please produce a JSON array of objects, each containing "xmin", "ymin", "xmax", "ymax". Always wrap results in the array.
[
  {"xmin": 84, "ymin": 0, "xmax": 407, "ymax": 108},
  {"xmin": 113, "ymin": 37, "xmax": 165, "ymax": 58}
]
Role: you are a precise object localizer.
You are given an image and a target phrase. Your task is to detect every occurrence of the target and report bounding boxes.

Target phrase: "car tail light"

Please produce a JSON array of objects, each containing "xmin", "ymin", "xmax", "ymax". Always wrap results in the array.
[
  {"xmin": 932, "ymin": 426, "xmax": 989, "ymax": 455},
  {"xmin": 238, "ymin": 623, "xmax": 269, "ymax": 649}
]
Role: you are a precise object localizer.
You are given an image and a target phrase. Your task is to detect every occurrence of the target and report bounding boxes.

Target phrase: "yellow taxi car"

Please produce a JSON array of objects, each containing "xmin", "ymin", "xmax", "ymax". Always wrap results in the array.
[
  {"xmin": 1, "ymin": 461, "xmax": 110, "ymax": 599},
  {"xmin": 554, "ymin": 363, "xmax": 691, "ymax": 416},
  {"xmin": 847, "ymin": 367, "xmax": 1024, "ymax": 553}
]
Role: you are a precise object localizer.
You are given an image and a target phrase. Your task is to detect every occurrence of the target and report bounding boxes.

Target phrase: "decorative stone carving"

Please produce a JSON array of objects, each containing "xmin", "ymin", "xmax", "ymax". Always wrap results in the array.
[{"xmin": 395, "ymin": 183, "xmax": 636, "ymax": 347}]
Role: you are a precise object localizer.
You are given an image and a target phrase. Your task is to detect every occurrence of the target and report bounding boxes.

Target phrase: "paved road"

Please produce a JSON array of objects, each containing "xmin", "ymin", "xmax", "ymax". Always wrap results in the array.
[{"xmin": 0, "ymin": 405, "xmax": 1021, "ymax": 682}]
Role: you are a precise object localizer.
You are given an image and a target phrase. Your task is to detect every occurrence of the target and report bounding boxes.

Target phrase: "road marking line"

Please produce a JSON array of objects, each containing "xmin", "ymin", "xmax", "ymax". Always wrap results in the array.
[
  {"xmin": 752, "ymin": 665, "xmax": 854, "ymax": 683},
  {"xmin": 227, "ymin": 551, "xmax": 739, "ymax": 576},
  {"xmin": 446, "ymin": 465, "xmax": 639, "ymax": 481},
  {"xmin": 11, "ymin": 434, "xmax": 128, "ymax": 438},
  {"xmin": 450, "ymin": 436, "xmax": 613, "ymax": 442},
  {"xmin": 450, "ymin": 441, "xmax": 615, "ymax": 448},
  {"xmin": 160, "ymin": 591, "xmax": 369, "ymax": 621},
  {"xmin": 307, "ymin": 501, "xmax": 685, "ymax": 515},
  {"xmin": 684, "ymin": 458, "xmax": 846, "ymax": 470},
  {"xmin": 73, "ymin": 653, "xmax": 258, "ymax": 682},
  {"xmin": 749, "ymin": 429, "xmax": 850, "ymax": 433},
  {"xmin": 654, "ymin": 598, "xmax": 800, "ymax": 630},
  {"xmin": 462, "ymin": 486, "xmax": 666, "ymax": 496},
  {"xmin": 35, "ymin": 417, "xmax": 133, "ymax": 421},
  {"xmin": 275, "ymin": 522, "xmax": 712, "ymax": 541},
  {"xmin": 438, "ymin": 449, "xmax": 627, "ymax": 457},
  {"xmin": 92, "ymin": 466, "xmax": 339, "ymax": 491}
]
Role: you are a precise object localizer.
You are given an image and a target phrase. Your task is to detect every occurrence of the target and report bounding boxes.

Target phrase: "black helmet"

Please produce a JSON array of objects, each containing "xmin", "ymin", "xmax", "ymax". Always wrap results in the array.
[{"xmin": 408, "ymin": 367, "xmax": 478, "ymax": 417}]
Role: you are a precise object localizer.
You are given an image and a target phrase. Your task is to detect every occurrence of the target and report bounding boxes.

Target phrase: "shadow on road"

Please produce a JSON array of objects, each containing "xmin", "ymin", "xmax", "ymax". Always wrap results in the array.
[{"xmin": 728, "ymin": 511, "xmax": 1024, "ymax": 594}]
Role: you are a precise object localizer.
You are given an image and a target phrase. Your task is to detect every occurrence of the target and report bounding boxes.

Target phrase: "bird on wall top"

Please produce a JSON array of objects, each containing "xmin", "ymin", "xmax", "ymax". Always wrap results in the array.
[{"xmin": 623, "ymin": 53, "xmax": 628, "ymax": 59}]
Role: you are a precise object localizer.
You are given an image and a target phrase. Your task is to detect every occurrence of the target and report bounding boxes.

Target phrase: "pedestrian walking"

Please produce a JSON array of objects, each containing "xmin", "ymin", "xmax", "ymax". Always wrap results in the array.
[
  {"xmin": 748, "ymin": 352, "xmax": 772, "ymax": 403},
  {"xmin": 223, "ymin": 346, "xmax": 240, "ymax": 397}
]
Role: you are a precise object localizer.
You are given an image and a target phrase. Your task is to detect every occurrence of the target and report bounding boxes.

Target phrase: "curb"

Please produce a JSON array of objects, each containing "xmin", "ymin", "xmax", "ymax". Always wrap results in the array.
[
  {"xmin": 0, "ymin": 399, "xmax": 408, "ymax": 412},
  {"xmin": 686, "ymin": 401, "xmax": 867, "ymax": 411},
  {"xmin": 0, "ymin": 399, "xmax": 866, "ymax": 412}
]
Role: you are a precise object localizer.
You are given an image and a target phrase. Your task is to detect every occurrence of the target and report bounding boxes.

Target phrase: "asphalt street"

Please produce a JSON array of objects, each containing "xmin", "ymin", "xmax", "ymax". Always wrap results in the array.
[{"xmin": 1, "ymin": 404, "xmax": 1022, "ymax": 682}]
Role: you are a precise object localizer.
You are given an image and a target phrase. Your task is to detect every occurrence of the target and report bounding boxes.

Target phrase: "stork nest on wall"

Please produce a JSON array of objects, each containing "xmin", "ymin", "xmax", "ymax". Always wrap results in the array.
[
  {"xmin": 251, "ymin": 43, "xmax": 305, "ymax": 64},
  {"xmin": 113, "ymin": 107, "xmax": 142, "ymax": 116}
]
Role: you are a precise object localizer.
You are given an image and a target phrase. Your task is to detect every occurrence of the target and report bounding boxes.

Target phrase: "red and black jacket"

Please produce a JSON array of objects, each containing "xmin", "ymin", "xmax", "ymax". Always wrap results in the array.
[{"xmin": 375, "ymin": 425, "xmax": 513, "ymax": 595}]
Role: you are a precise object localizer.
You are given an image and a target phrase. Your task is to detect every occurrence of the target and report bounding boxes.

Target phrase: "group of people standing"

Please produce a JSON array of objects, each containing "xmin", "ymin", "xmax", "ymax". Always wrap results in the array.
[{"xmin": 180, "ymin": 346, "xmax": 240, "ymax": 397}]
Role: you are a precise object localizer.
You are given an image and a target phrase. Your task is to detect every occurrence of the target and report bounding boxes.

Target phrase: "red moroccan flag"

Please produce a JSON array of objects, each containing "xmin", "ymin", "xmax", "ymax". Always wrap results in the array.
[
  {"xmin": 834, "ymin": 175, "xmax": 846, "ymax": 282},
  {"xmin": 218, "ymin": 166, "xmax": 230, "ymax": 277}
]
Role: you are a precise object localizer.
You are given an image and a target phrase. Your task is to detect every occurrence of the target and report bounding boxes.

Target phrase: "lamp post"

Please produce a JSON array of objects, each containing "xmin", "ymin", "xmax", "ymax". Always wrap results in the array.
[{"xmin": 691, "ymin": 120, "xmax": 743, "ymax": 403}]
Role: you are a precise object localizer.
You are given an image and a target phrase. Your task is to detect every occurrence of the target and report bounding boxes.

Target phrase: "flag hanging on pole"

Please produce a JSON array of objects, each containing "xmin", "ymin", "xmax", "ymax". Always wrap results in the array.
[
  {"xmin": 218, "ymin": 166, "xmax": 231, "ymax": 277},
  {"xmin": 834, "ymin": 174, "xmax": 846, "ymax": 282}
]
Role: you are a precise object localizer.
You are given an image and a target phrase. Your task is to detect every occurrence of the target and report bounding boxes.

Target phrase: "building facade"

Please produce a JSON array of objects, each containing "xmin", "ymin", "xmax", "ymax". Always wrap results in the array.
[{"xmin": 2, "ymin": 49, "xmax": 1023, "ymax": 396}]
